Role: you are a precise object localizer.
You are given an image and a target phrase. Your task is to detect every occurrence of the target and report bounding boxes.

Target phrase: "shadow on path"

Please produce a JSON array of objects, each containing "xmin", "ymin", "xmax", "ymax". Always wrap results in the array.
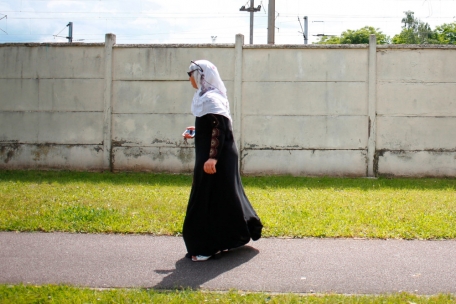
[{"xmin": 153, "ymin": 246, "xmax": 259, "ymax": 290}]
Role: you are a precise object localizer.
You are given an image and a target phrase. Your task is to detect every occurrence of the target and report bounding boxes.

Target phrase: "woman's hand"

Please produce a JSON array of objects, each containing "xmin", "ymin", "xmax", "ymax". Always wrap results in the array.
[{"xmin": 204, "ymin": 158, "xmax": 217, "ymax": 174}]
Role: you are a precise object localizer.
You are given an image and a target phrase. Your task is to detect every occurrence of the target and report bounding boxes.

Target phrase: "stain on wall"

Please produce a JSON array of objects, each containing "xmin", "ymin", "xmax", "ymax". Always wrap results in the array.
[{"xmin": 0, "ymin": 143, "xmax": 21, "ymax": 164}]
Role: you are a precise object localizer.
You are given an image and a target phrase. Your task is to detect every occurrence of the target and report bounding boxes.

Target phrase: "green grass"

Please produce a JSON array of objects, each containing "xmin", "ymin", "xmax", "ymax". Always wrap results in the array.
[
  {"xmin": 1, "ymin": 170, "xmax": 455, "ymax": 239},
  {"xmin": 0, "ymin": 285, "xmax": 455, "ymax": 304}
]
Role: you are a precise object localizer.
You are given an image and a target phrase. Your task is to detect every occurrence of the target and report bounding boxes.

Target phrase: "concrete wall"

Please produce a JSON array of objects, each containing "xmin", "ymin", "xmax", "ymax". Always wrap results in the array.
[
  {"xmin": 241, "ymin": 46, "xmax": 369, "ymax": 176},
  {"xmin": 110, "ymin": 44, "xmax": 236, "ymax": 173},
  {"xmin": 1, "ymin": 34, "xmax": 455, "ymax": 177},
  {"xmin": 0, "ymin": 43, "xmax": 106, "ymax": 170},
  {"xmin": 376, "ymin": 46, "xmax": 456, "ymax": 177}
]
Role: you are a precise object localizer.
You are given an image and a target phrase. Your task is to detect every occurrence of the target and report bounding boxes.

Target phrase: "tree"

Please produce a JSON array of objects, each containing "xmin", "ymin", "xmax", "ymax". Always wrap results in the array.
[
  {"xmin": 392, "ymin": 11, "xmax": 439, "ymax": 44},
  {"xmin": 435, "ymin": 22, "xmax": 456, "ymax": 44},
  {"xmin": 315, "ymin": 26, "xmax": 390, "ymax": 44},
  {"xmin": 315, "ymin": 35, "xmax": 340, "ymax": 44},
  {"xmin": 402, "ymin": 10, "xmax": 417, "ymax": 30}
]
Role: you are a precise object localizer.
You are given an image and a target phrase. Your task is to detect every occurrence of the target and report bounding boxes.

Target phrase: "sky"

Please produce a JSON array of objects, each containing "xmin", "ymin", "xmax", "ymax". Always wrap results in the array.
[{"xmin": 0, "ymin": 0, "xmax": 455, "ymax": 45}]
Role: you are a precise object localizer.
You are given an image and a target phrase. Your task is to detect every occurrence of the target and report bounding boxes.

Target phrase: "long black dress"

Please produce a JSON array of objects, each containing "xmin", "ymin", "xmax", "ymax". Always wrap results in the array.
[{"xmin": 183, "ymin": 113, "xmax": 263, "ymax": 257}]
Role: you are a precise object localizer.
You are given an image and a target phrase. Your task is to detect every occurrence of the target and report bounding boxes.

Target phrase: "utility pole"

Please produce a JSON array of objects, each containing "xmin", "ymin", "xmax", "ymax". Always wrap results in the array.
[
  {"xmin": 53, "ymin": 22, "xmax": 75, "ymax": 42},
  {"xmin": 240, "ymin": 0, "xmax": 261, "ymax": 44},
  {"xmin": 67, "ymin": 22, "xmax": 73, "ymax": 43},
  {"xmin": 298, "ymin": 16, "xmax": 308, "ymax": 44},
  {"xmin": 304, "ymin": 16, "xmax": 308, "ymax": 44},
  {"xmin": 267, "ymin": 0, "xmax": 275, "ymax": 44}
]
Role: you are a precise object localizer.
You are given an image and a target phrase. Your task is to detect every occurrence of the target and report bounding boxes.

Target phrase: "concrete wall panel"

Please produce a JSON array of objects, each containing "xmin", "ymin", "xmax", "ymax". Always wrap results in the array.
[
  {"xmin": 112, "ymin": 113, "xmax": 193, "ymax": 146},
  {"xmin": 243, "ymin": 48, "xmax": 368, "ymax": 82},
  {"xmin": 242, "ymin": 149, "xmax": 366, "ymax": 176},
  {"xmin": 377, "ymin": 117, "xmax": 456, "ymax": 150},
  {"xmin": 113, "ymin": 47, "xmax": 235, "ymax": 81},
  {"xmin": 243, "ymin": 81, "xmax": 367, "ymax": 115},
  {"xmin": 0, "ymin": 79, "xmax": 104, "ymax": 111},
  {"xmin": 113, "ymin": 146, "xmax": 194, "ymax": 172},
  {"xmin": 0, "ymin": 46, "xmax": 104, "ymax": 79},
  {"xmin": 378, "ymin": 151, "xmax": 456, "ymax": 177},
  {"xmin": 377, "ymin": 49, "xmax": 456, "ymax": 82},
  {"xmin": 378, "ymin": 82, "xmax": 456, "ymax": 116},
  {"xmin": 1, "ymin": 42, "xmax": 455, "ymax": 176},
  {"xmin": 112, "ymin": 80, "xmax": 234, "ymax": 114},
  {"xmin": 243, "ymin": 115, "xmax": 367, "ymax": 149},
  {"xmin": 0, "ymin": 112, "xmax": 103, "ymax": 144},
  {"xmin": 0, "ymin": 143, "xmax": 104, "ymax": 170}
]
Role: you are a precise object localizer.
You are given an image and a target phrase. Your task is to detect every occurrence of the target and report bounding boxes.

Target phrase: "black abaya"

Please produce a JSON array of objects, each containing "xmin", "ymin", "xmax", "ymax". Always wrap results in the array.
[{"xmin": 183, "ymin": 113, "xmax": 263, "ymax": 257}]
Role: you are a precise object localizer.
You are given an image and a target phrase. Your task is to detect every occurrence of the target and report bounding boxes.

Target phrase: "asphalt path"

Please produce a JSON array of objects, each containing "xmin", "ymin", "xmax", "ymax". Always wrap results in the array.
[{"xmin": 1, "ymin": 232, "xmax": 455, "ymax": 295}]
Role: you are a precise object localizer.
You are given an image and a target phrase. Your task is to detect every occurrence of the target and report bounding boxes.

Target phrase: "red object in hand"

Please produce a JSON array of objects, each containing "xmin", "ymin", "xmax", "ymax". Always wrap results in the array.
[
  {"xmin": 183, "ymin": 126, "xmax": 195, "ymax": 144},
  {"xmin": 182, "ymin": 126, "xmax": 195, "ymax": 139}
]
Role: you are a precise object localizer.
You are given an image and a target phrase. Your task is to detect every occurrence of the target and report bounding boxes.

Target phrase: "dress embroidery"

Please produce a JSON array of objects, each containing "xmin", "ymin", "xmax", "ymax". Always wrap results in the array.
[{"xmin": 209, "ymin": 117, "xmax": 220, "ymax": 158}]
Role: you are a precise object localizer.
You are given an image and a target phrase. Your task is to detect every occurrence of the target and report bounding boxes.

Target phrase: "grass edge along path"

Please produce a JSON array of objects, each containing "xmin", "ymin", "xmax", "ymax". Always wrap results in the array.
[
  {"xmin": 0, "ymin": 170, "xmax": 455, "ymax": 239},
  {"xmin": 0, "ymin": 284, "xmax": 455, "ymax": 304}
]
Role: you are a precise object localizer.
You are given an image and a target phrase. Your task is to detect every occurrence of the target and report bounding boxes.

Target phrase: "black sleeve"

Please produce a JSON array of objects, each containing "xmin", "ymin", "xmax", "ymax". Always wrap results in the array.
[{"xmin": 208, "ymin": 114, "xmax": 227, "ymax": 160}]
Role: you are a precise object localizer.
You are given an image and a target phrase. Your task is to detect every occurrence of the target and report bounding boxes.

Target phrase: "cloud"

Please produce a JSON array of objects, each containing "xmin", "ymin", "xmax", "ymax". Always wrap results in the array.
[
  {"xmin": 46, "ymin": 0, "xmax": 86, "ymax": 10},
  {"xmin": 1, "ymin": 0, "xmax": 455, "ymax": 44}
]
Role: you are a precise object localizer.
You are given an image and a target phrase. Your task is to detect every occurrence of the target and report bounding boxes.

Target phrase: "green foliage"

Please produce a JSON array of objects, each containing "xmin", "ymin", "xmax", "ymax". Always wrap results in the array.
[
  {"xmin": 340, "ymin": 26, "xmax": 390, "ymax": 44},
  {"xmin": 435, "ymin": 22, "xmax": 456, "ymax": 44},
  {"xmin": 316, "ymin": 26, "xmax": 390, "ymax": 44},
  {"xmin": 392, "ymin": 11, "xmax": 440, "ymax": 44},
  {"xmin": 315, "ymin": 35, "xmax": 340, "ymax": 44},
  {"xmin": 314, "ymin": 11, "xmax": 455, "ymax": 45},
  {"xmin": 1, "ymin": 171, "xmax": 456, "ymax": 239},
  {"xmin": 1, "ymin": 285, "xmax": 455, "ymax": 304}
]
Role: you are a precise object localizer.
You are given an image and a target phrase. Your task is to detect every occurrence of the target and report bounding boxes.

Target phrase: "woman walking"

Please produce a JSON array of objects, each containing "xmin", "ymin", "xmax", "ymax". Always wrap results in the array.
[{"xmin": 183, "ymin": 60, "xmax": 263, "ymax": 262}]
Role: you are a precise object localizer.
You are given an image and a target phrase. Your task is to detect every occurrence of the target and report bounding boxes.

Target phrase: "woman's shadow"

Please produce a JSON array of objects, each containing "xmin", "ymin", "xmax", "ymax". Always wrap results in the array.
[{"xmin": 153, "ymin": 245, "xmax": 259, "ymax": 290}]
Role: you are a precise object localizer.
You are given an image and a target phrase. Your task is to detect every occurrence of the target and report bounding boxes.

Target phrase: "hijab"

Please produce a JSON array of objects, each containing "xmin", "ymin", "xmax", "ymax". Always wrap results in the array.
[{"xmin": 188, "ymin": 60, "xmax": 232, "ymax": 121}]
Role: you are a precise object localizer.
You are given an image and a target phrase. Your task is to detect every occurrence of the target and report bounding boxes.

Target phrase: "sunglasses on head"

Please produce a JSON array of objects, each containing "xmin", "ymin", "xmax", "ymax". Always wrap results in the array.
[{"xmin": 187, "ymin": 60, "xmax": 204, "ymax": 77}]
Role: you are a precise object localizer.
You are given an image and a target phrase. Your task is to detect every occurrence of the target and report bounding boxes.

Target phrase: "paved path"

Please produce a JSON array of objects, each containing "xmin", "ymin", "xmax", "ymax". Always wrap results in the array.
[{"xmin": 1, "ymin": 232, "xmax": 455, "ymax": 295}]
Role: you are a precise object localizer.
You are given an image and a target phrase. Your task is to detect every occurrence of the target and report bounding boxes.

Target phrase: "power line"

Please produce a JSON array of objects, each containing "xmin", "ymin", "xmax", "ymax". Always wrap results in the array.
[
  {"xmin": 3, "ymin": 13, "xmax": 456, "ymax": 20},
  {"xmin": 0, "ymin": 25, "xmax": 255, "ymax": 37},
  {"xmin": 0, "ymin": 13, "xmax": 7, "ymax": 34},
  {"xmin": 3, "ymin": 15, "xmax": 258, "ymax": 20},
  {"xmin": 15, "ymin": 0, "xmax": 456, "ymax": 1},
  {"xmin": 1, "ymin": 11, "xmax": 251, "ymax": 16}
]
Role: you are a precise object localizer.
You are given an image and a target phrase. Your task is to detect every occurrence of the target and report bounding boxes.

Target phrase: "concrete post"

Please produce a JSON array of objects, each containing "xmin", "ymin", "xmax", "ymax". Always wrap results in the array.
[
  {"xmin": 103, "ymin": 33, "xmax": 116, "ymax": 171},
  {"xmin": 249, "ymin": 0, "xmax": 254, "ymax": 44},
  {"xmin": 367, "ymin": 34, "xmax": 377, "ymax": 177},
  {"xmin": 267, "ymin": 0, "xmax": 275, "ymax": 44},
  {"xmin": 234, "ymin": 34, "xmax": 244, "ymax": 171}
]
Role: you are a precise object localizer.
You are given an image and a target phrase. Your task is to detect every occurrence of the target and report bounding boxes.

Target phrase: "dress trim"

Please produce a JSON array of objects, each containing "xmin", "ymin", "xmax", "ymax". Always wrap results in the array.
[{"xmin": 209, "ymin": 116, "xmax": 220, "ymax": 159}]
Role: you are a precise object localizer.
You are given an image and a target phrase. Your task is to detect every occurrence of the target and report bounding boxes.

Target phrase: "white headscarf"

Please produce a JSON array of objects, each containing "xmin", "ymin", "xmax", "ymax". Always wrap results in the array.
[{"xmin": 188, "ymin": 60, "xmax": 231, "ymax": 121}]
